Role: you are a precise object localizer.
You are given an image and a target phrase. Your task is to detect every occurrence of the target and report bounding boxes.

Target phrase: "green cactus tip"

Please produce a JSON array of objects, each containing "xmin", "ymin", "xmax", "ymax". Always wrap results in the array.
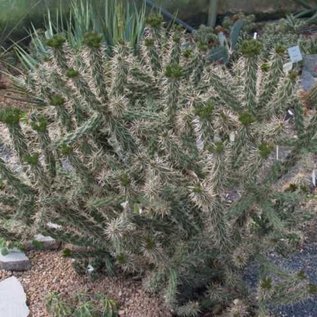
[
  {"xmin": 0, "ymin": 108, "xmax": 22, "ymax": 125},
  {"xmin": 146, "ymin": 14, "xmax": 164, "ymax": 28},
  {"xmin": 240, "ymin": 39, "xmax": 262, "ymax": 57},
  {"xmin": 288, "ymin": 70, "xmax": 298, "ymax": 82},
  {"xmin": 50, "ymin": 94, "xmax": 65, "ymax": 106},
  {"xmin": 275, "ymin": 45, "xmax": 286, "ymax": 56},
  {"xmin": 46, "ymin": 35, "xmax": 66, "ymax": 49},
  {"xmin": 165, "ymin": 64, "xmax": 184, "ymax": 79},
  {"xmin": 144, "ymin": 38, "xmax": 155, "ymax": 47},
  {"xmin": 83, "ymin": 32, "xmax": 103, "ymax": 48},
  {"xmin": 31, "ymin": 116, "xmax": 48, "ymax": 133},
  {"xmin": 59, "ymin": 143, "xmax": 73, "ymax": 156},
  {"xmin": 194, "ymin": 102, "xmax": 214, "ymax": 119},
  {"xmin": 183, "ymin": 49, "xmax": 193, "ymax": 59},
  {"xmin": 66, "ymin": 68, "xmax": 79, "ymax": 78},
  {"xmin": 260, "ymin": 277, "xmax": 272, "ymax": 290},
  {"xmin": 24, "ymin": 154, "xmax": 39, "ymax": 166},
  {"xmin": 258, "ymin": 143, "xmax": 273, "ymax": 159},
  {"xmin": 239, "ymin": 111, "xmax": 255, "ymax": 126},
  {"xmin": 261, "ymin": 63, "xmax": 270, "ymax": 72}
]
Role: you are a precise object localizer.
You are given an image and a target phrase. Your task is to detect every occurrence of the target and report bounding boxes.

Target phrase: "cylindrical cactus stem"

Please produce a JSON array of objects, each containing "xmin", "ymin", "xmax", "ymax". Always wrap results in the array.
[
  {"xmin": 111, "ymin": 44, "xmax": 129, "ymax": 96},
  {"xmin": 209, "ymin": 72, "xmax": 240, "ymax": 111},
  {"xmin": 191, "ymin": 58, "xmax": 206, "ymax": 87},
  {"xmin": 46, "ymin": 35, "xmax": 69, "ymax": 71},
  {"xmin": 49, "ymin": 94, "xmax": 73, "ymax": 132},
  {"xmin": 0, "ymin": 194, "xmax": 18, "ymax": 207},
  {"xmin": 144, "ymin": 38, "xmax": 162, "ymax": 75},
  {"xmin": 306, "ymin": 83, "xmax": 317, "ymax": 107},
  {"xmin": 0, "ymin": 108, "xmax": 28, "ymax": 163},
  {"xmin": 240, "ymin": 39, "xmax": 262, "ymax": 113},
  {"xmin": 59, "ymin": 144, "xmax": 95, "ymax": 187},
  {"xmin": 293, "ymin": 98, "xmax": 305, "ymax": 137},
  {"xmin": 31, "ymin": 115, "xmax": 57, "ymax": 178},
  {"xmin": 0, "ymin": 157, "xmax": 34, "ymax": 196},
  {"xmin": 257, "ymin": 48, "xmax": 284, "ymax": 110},
  {"xmin": 169, "ymin": 31, "xmax": 182, "ymax": 65},
  {"xmin": 264, "ymin": 71, "xmax": 298, "ymax": 118},
  {"xmin": 0, "ymin": 226, "xmax": 22, "ymax": 242},
  {"xmin": 65, "ymin": 68, "xmax": 103, "ymax": 113},
  {"xmin": 164, "ymin": 64, "xmax": 183, "ymax": 126},
  {"xmin": 83, "ymin": 32, "xmax": 109, "ymax": 104}
]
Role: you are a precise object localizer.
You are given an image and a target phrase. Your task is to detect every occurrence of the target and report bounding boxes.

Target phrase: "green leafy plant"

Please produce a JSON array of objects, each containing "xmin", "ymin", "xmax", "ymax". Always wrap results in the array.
[
  {"xmin": 1, "ymin": 17, "xmax": 317, "ymax": 316},
  {"xmin": 194, "ymin": 13, "xmax": 255, "ymax": 64}
]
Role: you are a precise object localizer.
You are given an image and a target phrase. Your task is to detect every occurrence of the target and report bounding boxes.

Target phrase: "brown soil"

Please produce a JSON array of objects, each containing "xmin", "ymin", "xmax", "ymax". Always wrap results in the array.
[{"xmin": 0, "ymin": 251, "xmax": 172, "ymax": 317}]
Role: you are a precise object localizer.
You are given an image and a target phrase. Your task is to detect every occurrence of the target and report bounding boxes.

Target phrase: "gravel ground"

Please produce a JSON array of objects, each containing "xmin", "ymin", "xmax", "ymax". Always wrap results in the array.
[{"xmin": 0, "ymin": 251, "xmax": 172, "ymax": 317}]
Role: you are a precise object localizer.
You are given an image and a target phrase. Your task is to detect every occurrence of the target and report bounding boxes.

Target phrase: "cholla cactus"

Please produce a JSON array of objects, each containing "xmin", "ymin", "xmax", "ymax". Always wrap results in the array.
[{"xmin": 1, "ymin": 17, "xmax": 317, "ymax": 315}]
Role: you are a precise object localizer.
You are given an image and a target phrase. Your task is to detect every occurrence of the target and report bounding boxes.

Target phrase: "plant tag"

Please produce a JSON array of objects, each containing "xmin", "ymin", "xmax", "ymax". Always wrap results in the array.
[
  {"xmin": 253, "ymin": 32, "xmax": 257, "ymax": 39},
  {"xmin": 283, "ymin": 61, "xmax": 293, "ymax": 74},
  {"xmin": 229, "ymin": 132, "xmax": 235, "ymax": 142},
  {"xmin": 288, "ymin": 46, "xmax": 303, "ymax": 63},
  {"xmin": 312, "ymin": 170, "xmax": 316, "ymax": 187},
  {"xmin": 276, "ymin": 145, "xmax": 279, "ymax": 161},
  {"xmin": 218, "ymin": 32, "xmax": 225, "ymax": 46}
]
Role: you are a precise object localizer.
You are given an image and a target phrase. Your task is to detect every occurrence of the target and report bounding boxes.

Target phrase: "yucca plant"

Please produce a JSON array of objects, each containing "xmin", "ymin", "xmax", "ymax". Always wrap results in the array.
[{"xmin": 1, "ymin": 16, "xmax": 317, "ymax": 316}]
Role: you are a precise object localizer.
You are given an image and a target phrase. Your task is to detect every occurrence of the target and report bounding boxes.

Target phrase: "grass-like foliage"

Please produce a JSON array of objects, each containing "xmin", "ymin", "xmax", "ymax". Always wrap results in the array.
[{"xmin": 1, "ymin": 17, "xmax": 317, "ymax": 316}]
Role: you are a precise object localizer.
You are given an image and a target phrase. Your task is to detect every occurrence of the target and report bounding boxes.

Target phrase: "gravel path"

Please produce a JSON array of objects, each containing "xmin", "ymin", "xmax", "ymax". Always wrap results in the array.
[{"xmin": 0, "ymin": 251, "xmax": 172, "ymax": 317}]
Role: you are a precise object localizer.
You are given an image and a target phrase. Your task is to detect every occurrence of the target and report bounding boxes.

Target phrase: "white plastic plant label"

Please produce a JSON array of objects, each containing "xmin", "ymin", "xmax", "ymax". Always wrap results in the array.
[
  {"xmin": 288, "ymin": 46, "xmax": 303, "ymax": 63},
  {"xmin": 229, "ymin": 132, "xmax": 235, "ymax": 142},
  {"xmin": 312, "ymin": 170, "xmax": 316, "ymax": 187},
  {"xmin": 283, "ymin": 61, "xmax": 293, "ymax": 74},
  {"xmin": 253, "ymin": 32, "xmax": 257, "ymax": 39},
  {"xmin": 276, "ymin": 145, "xmax": 279, "ymax": 161}
]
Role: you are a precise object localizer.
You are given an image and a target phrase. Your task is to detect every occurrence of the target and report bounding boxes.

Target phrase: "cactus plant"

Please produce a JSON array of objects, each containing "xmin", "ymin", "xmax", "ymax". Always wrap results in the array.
[{"xmin": 1, "ymin": 17, "xmax": 317, "ymax": 315}]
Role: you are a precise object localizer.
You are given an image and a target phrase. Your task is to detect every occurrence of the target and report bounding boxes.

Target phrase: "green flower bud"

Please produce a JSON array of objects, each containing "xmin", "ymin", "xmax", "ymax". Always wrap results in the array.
[
  {"xmin": 240, "ymin": 39, "xmax": 262, "ymax": 57},
  {"xmin": 165, "ymin": 64, "xmax": 183, "ymax": 79},
  {"xmin": 0, "ymin": 108, "xmax": 22, "ymax": 125},
  {"xmin": 239, "ymin": 112, "xmax": 255, "ymax": 126},
  {"xmin": 46, "ymin": 35, "xmax": 66, "ymax": 49},
  {"xmin": 83, "ymin": 32, "xmax": 103, "ymax": 48}
]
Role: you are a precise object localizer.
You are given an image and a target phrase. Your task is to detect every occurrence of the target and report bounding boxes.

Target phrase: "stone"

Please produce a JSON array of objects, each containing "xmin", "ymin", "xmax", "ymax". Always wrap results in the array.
[
  {"xmin": 0, "ymin": 249, "xmax": 31, "ymax": 271},
  {"xmin": 24, "ymin": 234, "xmax": 61, "ymax": 251},
  {"xmin": 0, "ymin": 276, "xmax": 29, "ymax": 317},
  {"xmin": 301, "ymin": 55, "xmax": 317, "ymax": 91},
  {"xmin": 35, "ymin": 234, "xmax": 61, "ymax": 250},
  {"xmin": 47, "ymin": 222, "xmax": 62, "ymax": 230}
]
